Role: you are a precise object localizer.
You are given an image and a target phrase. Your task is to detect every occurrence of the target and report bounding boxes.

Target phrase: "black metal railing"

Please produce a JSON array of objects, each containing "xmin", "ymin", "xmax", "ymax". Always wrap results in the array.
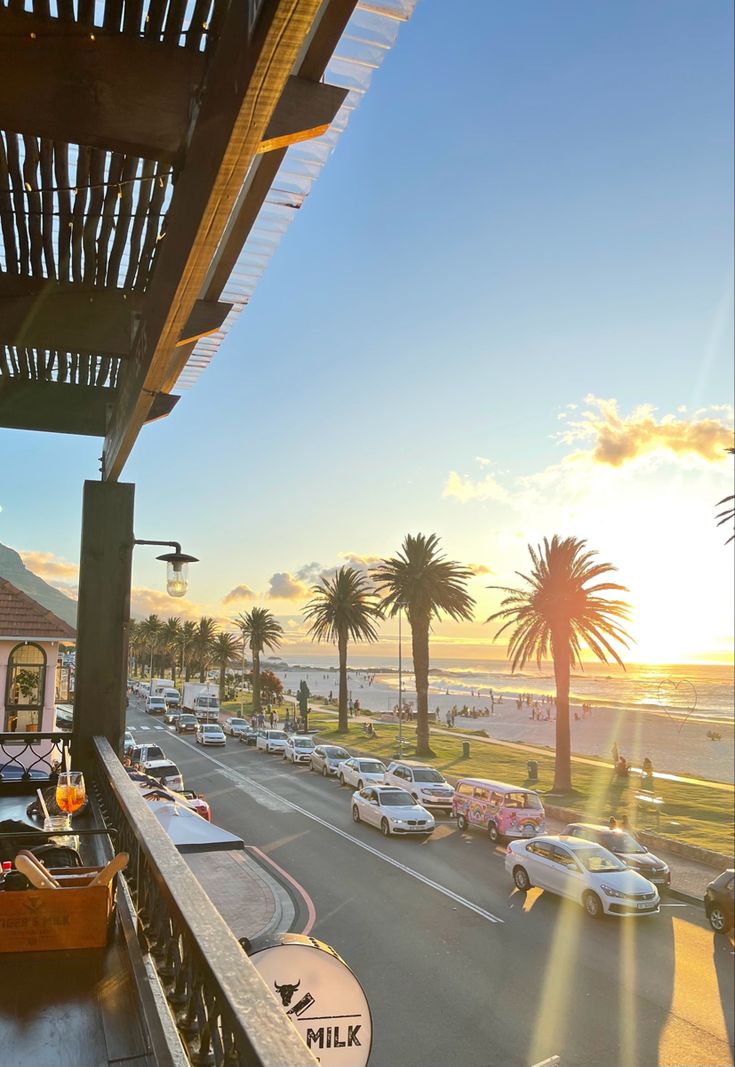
[
  {"xmin": 92, "ymin": 736, "xmax": 316, "ymax": 1067},
  {"xmin": 0, "ymin": 731, "xmax": 72, "ymax": 791}
]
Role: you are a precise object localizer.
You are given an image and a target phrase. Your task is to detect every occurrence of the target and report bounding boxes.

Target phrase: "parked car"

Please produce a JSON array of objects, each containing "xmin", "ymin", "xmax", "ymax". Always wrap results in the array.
[
  {"xmin": 256, "ymin": 729, "xmax": 289, "ymax": 754},
  {"xmin": 385, "ymin": 761, "xmax": 455, "ymax": 812},
  {"xmin": 223, "ymin": 717, "xmax": 249, "ymax": 738},
  {"xmin": 163, "ymin": 708, "xmax": 181, "ymax": 725},
  {"xmin": 176, "ymin": 713, "xmax": 198, "ymax": 733},
  {"xmin": 563, "ymin": 823, "xmax": 671, "ymax": 888},
  {"xmin": 352, "ymin": 786, "xmax": 435, "ymax": 837},
  {"xmin": 127, "ymin": 772, "xmax": 212, "ymax": 822},
  {"xmin": 311, "ymin": 744, "xmax": 351, "ymax": 777},
  {"xmin": 704, "ymin": 869, "xmax": 734, "ymax": 933},
  {"xmin": 145, "ymin": 696, "xmax": 167, "ymax": 716},
  {"xmin": 283, "ymin": 735, "xmax": 315, "ymax": 764},
  {"xmin": 238, "ymin": 726, "xmax": 258, "ymax": 745},
  {"xmin": 453, "ymin": 778, "xmax": 546, "ymax": 843},
  {"xmin": 196, "ymin": 723, "xmax": 226, "ymax": 746},
  {"xmin": 140, "ymin": 759, "xmax": 184, "ymax": 792},
  {"xmin": 130, "ymin": 744, "xmax": 166, "ymax": 766},
  {"xmin": 338, "ymin": 757, "xmax": 386, "ymax": 790},
  {"xmin": 123, "ymin": 729, "xmax": 136, "ymax": 757},
  {"xmin": 505, "ymin": 835, "xmax": 660, "ymax": 919}
]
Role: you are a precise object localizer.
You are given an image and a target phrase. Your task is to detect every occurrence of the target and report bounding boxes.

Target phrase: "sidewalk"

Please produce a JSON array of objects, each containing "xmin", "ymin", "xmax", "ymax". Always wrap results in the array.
[{"xmin": 184, "ymin": 848, "xmax": 294, "ymax": 942}]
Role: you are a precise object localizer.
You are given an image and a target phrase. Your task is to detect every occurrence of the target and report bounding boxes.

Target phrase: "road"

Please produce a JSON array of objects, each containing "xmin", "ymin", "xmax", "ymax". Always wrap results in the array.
[{"xmin": 128, "ymin": 704, "xmax": 735, "ymax": 1067}]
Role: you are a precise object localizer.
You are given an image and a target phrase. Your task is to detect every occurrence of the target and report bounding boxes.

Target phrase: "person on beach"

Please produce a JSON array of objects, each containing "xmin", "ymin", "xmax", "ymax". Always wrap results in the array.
[
  {"xmin": 641, "ymin": 757, "xmax": 655, "ymax": 792},
  {"xmin": 608, "ymin": 816, "xmax": 618, "ymax": 830}
]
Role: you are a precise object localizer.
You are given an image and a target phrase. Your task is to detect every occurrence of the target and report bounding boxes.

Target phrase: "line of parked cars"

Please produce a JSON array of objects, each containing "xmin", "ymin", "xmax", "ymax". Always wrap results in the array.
[{"xmin": 123, "ymin": 735, "xmax": 211, "ymax": 821}]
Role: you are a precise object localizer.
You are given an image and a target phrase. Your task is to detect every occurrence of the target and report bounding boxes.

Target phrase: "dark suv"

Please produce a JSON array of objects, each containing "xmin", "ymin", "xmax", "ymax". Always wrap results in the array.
[
  {"xmin": 176, "ymin": 714, "xmax": 198, "ymax": 733},
  {"xmin": 563, "ymin": 822, "xmax": 671, "ymax": 888},
  {"xmin": 705, "ymin": 870, "xmax": 734, "ymax": 933}
]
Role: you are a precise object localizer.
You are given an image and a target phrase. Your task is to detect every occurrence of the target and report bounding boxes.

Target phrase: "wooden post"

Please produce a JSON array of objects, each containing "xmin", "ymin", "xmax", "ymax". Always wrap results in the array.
[{"xmin": 73, "ymin": 481, "xmax": 134, "ymax": 772}]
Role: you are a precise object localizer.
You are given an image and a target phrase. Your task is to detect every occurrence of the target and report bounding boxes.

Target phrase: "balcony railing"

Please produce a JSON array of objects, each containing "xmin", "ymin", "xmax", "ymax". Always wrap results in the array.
[{"xmin": 0, "ymin": 731, "xmax": 316, "ymax": 1067}]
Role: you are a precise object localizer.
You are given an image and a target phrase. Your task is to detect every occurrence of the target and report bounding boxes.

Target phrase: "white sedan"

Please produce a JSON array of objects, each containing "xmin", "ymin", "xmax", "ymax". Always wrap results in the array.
[
  {"xmin": 256, "ymin": 729, "xmax": 289, "ymax": 754},
  {"xmin": 352, "ymin": 786, "xmax": 435, "ymax": 837},
  {"xmin": 283, "ymin": 735, "xmax": 315, "ymax": 764},
  {"xmin": 505, "ymin": 835, "xmax": 660, "ymax": 919},
  {"xmin": 338, "ymin": 757, "xmax": 386, "ymax": 790},
  {"xmin": 196, "ymin": 723, "xmax": 226, "ymax": 746}
]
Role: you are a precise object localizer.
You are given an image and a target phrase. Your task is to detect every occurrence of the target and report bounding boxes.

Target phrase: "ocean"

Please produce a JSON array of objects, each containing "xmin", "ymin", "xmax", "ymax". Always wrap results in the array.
[{"xmin": 273, "ymin": 654, "xmax": 734, "ymax": 724}]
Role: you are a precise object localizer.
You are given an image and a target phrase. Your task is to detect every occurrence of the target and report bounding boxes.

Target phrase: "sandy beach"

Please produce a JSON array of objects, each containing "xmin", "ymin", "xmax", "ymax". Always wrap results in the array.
[{"xmin": 275, "ymin": 667, "xmax": 734, "ymax": 784}]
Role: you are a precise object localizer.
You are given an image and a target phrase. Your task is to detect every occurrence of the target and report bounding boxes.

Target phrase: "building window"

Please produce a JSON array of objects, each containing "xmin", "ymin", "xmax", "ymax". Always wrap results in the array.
[{"xmin": 5, "ymin": 643, "xmax": 47, "ymax": 732}]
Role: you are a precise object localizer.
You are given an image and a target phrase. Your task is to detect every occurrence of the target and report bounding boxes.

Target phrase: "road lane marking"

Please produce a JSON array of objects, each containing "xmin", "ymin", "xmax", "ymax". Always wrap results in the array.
[{"xmin": 165, "ymin": 736, "xmax": 504, "ymax": 925}]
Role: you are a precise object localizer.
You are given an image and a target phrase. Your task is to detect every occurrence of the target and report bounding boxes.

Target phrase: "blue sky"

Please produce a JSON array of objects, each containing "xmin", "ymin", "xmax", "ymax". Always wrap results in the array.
[{"xmin": 1, "ymin": 1, "xmax": 733, "ymax": 661}]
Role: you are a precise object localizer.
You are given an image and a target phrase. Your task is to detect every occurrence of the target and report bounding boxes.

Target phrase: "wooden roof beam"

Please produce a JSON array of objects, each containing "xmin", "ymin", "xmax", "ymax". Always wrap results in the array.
[
  {"xmin": 0, "ymin": 9, "xmax": 206, "ymax": 162},
  {"xmin": 103, "ymin": 0, "xmax": 325, "ymax": 480},
  {"xmin": 0, "ymin": 275, "xmax": 231, "ymax": 357},
  {"xmin": 258, "ymin": 76, "xmax": 348, "ymax": 153},
  {"xmin": 0, "ymin": 379, "xmax": 177, "ymax": 437}
]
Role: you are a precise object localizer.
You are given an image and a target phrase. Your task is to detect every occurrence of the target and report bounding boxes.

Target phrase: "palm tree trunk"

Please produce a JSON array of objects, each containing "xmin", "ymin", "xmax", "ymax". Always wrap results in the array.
[
  {"xmin": 551, "ymin": 632, "xmax": 572, "ymax": 793},
  {"xmin": 337, "ymin": 631, "xmax": 348, "ymax": 732},
  {"xmin": 411, "ymin": 618, "xmax": 433, "ymax": 757},
  {"xmin": 252, "ymin": 650, "xmax": 261, "ymax": 715},
  {"xmin": 219, "ymin": 663, "xmax": 226, "ymax": 702},
  {"xmin": 171, "ymin": 657, "xmax": 177, "ymax": 690}
]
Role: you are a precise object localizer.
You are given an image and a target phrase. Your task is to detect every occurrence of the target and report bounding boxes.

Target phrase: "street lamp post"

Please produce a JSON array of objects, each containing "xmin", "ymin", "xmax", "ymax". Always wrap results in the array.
[{"xmin": 398, "ymin": 605, "xmax": 403, "ymax": 751}]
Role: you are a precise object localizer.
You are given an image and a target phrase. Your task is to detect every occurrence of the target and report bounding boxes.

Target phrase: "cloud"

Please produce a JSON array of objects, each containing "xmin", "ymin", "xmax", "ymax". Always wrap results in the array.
[
  {"xmin": 294, "ymin": 562, "xmax": 324, "ymax": 582},
  {"xmin": 222, "ymin": 584, "xmax": 256, "ymax": 604},
  {"xmin": 560, "ymin": 396, "xmax": 734, "ymax": 467},
  {"xmin": 20, "ymin": 550, "xmax": 79, "ymax": 581},
  {"xmin": 467, "ymin": 563, "xmax": 494, "ymax": 576},
  {"xmin": 442, "ymin": 470, "xmax": 509, "ymax": 504},
  {"xmin": 130, "ymin": 587, "xmax": 203, "ymax": 620},
  {"xmin": 267, "ymin": 572, "xmax": 310, "ymax": 601}
]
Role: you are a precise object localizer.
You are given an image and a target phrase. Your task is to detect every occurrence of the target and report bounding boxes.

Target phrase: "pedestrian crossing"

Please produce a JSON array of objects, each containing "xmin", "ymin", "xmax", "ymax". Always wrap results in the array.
[{"xmin": 136, "ymin": 724, "xmax": 166, "ymax": 731}]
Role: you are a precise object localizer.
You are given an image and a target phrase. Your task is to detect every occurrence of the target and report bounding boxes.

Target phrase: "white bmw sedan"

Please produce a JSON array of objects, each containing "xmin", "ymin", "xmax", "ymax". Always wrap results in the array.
[
  {"xmin": 338, "ymin": 757, "xmax": 386, "ymax": 790},
  {"xmin": 505, "ymin": 835, "xmax": 660, "ymax": 919},
  {"xmin": 352, "ymin": 786, "xmax": 435, "ymax": 837}
]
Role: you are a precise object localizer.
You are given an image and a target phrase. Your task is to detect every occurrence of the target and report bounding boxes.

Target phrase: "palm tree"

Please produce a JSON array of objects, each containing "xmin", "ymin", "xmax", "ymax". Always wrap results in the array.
[
  {"xmin": 488, "ymin": 535, "xmax": 632, "ymax": 793},
  {"xmin": 128, "ymin": 619, "xmax": 141, "ymax": 676},
  {"xmin": 373, "ymin": 534, "xmax": 475, "ymax": 756},
  {"xmin": 193, "ymin": 617, "xmax": 218, "ymax": 682},
  {"xmin": 715, "ymin": 447, "xmax": 735, "ymax": 544},
  {"xmin": 304, "ymin": 566, "xmax": 383, "ymax": 732},
  {"xmin": 138, "ymin": 615, "xmax": 163, "ymax": 678},
  {"xmin": 235, "ymin": 609, "xmax": 283, "ymax": 716},
  {"xmin": 162, "ymin": 617, "xmax": 182, "ymax": 687},
  {"xmin": 213, "ymin": 632, "xmax": 241, "ymax": 702},
  {"xmin": 180, "ymin": 620, "xmax": 197, "ymax": 681}
]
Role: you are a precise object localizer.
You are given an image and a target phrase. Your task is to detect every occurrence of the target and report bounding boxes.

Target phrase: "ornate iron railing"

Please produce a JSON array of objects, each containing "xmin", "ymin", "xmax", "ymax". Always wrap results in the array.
[
  {"xmin": 92, "ymin": 736, "xmax": 316, "ymax": 1067},
  {"xmin": 0, "ymin": 731, "xmax": 72, "ymax": 790}
]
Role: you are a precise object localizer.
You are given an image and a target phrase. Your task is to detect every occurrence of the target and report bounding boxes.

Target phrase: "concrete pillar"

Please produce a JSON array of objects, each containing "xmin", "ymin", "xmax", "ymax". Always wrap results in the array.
[{"xmin": 73, "ymin": 481, "xmax": 134, "ymax": 771}]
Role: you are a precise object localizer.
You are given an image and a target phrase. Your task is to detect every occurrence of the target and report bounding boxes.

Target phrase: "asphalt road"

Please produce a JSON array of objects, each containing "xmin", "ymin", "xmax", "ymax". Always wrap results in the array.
[{"xmin": 128, "ymin": 705, "xmax": 735, "ymax": 1067}]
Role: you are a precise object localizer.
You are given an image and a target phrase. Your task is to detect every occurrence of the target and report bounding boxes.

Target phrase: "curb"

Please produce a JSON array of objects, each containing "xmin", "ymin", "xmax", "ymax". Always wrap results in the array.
[
  {"xmin": 667, "ymin": 886, "xmax": 703, "ymax": 907},
  {"xmin": 242, "ymin": 847, "xmax": 295, "ymax": 940}
]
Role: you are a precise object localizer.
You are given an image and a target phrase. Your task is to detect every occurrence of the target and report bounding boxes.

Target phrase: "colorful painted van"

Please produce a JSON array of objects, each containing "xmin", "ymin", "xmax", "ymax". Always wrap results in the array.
[{"xmin": 452, "ymin": 778, "xmax": 546, "ymax": 843}]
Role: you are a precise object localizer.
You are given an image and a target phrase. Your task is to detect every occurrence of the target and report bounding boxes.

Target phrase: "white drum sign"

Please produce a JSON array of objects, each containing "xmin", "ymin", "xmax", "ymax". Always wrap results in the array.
[{"xmin": 250, "ymin": 933, "xmax": 372, "ymax": 1066}]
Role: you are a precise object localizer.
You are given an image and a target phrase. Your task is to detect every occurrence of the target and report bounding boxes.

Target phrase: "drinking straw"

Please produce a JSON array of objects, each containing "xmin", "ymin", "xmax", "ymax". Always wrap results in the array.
[{"xmin": 36, "ymin": 788, "xmax": 50, "ymax": 822}]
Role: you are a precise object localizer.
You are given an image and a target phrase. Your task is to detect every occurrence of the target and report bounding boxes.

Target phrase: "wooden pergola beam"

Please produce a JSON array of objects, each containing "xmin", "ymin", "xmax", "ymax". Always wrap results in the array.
[
  {"xmin": 0, "ymin": 9, "xmax": 206, "ymax": 163},
  {"xmin": 103, "ymin": 0, "xmax": 325, "ymax": 480},
  {"xmin": 0, "ymin": 276, "xmax": 231, "ymax": 356},
  {"xmin": 0, "ymin": 379, "xmax": 177, "ymax": 437},
  {"xmin": 258, "ymin": 76, "xmax": 348, "ymax": 153}
]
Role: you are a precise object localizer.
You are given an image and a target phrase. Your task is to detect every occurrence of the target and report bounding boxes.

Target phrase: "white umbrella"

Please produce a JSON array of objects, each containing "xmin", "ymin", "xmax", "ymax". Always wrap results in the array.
[{"xmin": 147, "ymin": 800, "xmax": 244, "ymax": 853}]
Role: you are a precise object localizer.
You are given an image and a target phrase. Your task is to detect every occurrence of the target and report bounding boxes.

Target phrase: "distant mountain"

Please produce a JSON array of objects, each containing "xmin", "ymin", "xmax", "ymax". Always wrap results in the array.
[{"xmin": 0, "ymin": 542, "xmax": 77, "ymax": 629}]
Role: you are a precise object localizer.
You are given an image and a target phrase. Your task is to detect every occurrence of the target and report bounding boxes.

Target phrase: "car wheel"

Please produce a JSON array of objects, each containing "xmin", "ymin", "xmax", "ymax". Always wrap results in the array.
[
  {"xmin": 322, "ymin": 766, "xmax": 328, "ymax": 777},
  {"xmin": 513, "ymin": 866, "xmax": 532, "ymax": 891},
  {"xmin": 352, "ymin": 805, "xmax": 360, "ymax": 823},
  {"xmin": 339, "ymin": 774, "xmax": 345, "ymax": 786},
  {"xmin": 584, "ymin": 891, "xmax": 604, "ymax": 920},
  {"xmin": 357, "ymin": 780, "xmax": 364, "ymax": 791},
  {"xmin": 381, "ymin": 818, "xmax": 391, "ymax": 837},
  {"xmin": 457, "ymin": 813, "xmax": 468, "ymax": 831},
  {"xmin": 707, "ymin": 905, "xmax": 730, "ymax": 933},
  {"xmin": 488, "ymin": 822, "xmax": 500, "ymax": 843}
]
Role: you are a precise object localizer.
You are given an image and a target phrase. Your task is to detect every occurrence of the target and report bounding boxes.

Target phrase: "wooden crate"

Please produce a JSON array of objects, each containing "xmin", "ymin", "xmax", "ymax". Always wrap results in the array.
[{"xmin": 0, "ymin": 867, "xmax": 114, "ymax": 953}]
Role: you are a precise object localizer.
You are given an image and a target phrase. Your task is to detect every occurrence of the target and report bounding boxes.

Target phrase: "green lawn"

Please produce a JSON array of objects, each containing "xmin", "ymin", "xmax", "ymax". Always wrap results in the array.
[{"xmin": 307, "ymin": 713, "xmax": 735, "ymax": 857}]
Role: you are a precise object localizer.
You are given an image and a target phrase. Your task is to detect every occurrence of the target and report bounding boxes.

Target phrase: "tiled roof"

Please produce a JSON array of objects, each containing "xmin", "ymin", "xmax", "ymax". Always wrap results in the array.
[{"xmin": 0, "ymin": 579, "xmax": 76, "ymax": 641}]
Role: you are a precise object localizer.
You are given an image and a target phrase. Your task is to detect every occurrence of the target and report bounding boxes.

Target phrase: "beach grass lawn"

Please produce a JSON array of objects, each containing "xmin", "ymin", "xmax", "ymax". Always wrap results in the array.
[{"xmin": 308, "ymin": 713, "xmax": 734, "ymax": 857}]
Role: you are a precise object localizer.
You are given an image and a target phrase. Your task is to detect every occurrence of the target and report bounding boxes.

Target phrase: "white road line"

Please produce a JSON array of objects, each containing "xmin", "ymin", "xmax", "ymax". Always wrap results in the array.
[{"xmin": 166, "ymin": 735, "xmax": 504, "ymax": 925}]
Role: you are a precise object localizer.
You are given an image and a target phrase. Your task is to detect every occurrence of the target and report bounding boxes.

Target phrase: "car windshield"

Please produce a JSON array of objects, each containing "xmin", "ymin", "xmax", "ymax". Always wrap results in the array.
[
  {"xmin": 379, "ymin": 791, "xmax": 414, "ymax": 806},
  {"xmin": 575, "ymin": 846, "xmax": 628, "ymax": 873},
  {"xmin": 269, "ymin": 732, "xmax": 287, "ymax": 740},
  {"xmin": 504, "ymin": 792, "xmax": 542, "ymax": 810},
  {"xmin": 230, "ymin": 719, "xmax": 246, "ymax": 726},
  {"xmin": 203, "ymin": 725, "xmax": 221, "ymax": 732},
  {"xmin": 154, "ymin": 765, "xmax": 180, "ymax": 778},
  {"xmin": 358, "ymin": 761, "xmax": 384, "ymax": 773},
  {"xmin": 293, "ymin": 737, "xmax": 313, "ymax": 747},
  {"xmin": 143, "ymin": 748, "xmax": 165, "ymax": 761},
  {"xmin": 601, "ymin": 831, "xmax": 647, "ymax": 854},
  {"xmin": 326, "ymin": 748, "xmax": 349, "ymax": 759},
  {"xmin": 180, "ymin": 715, "xmax": 195, "ymax": 723},
  {"xmin": 412, "ymin": 769, "xmax": 445, "ymax": 783}
]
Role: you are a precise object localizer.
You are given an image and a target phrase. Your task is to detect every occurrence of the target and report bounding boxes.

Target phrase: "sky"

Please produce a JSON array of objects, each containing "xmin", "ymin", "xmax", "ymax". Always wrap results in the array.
[{"xmin": 1, "ymin": 1, "xmax": 733, "ymax": 666}]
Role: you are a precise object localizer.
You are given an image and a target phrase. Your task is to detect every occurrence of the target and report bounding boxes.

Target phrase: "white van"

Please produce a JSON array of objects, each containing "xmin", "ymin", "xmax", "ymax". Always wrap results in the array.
[{"xmin": 162, "ymin": 688, "xmax": 180, "ymax": 707}]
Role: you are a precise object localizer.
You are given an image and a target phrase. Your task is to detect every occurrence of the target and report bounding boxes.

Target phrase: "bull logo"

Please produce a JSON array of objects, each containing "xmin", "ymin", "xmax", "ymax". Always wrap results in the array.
[{"xmin": 274, "ymin": 979, "xmax": 300, "ymax": 1007}]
